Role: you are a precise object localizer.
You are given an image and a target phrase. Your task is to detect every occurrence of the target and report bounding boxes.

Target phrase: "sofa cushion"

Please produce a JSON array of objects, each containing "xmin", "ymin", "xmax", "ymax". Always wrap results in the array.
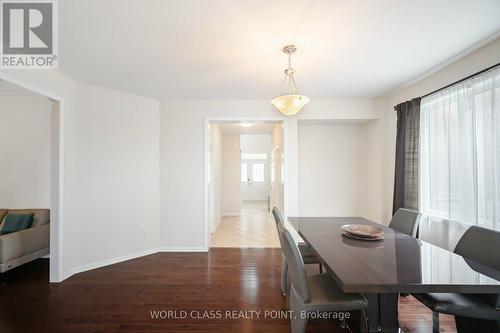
[
  {"xmin": 0, "ymin": 213, "xmax": 34, "ymax": 235},
  {"xmin": 7, "ymin": 209, "xmax": 49, "ymax": 227}
]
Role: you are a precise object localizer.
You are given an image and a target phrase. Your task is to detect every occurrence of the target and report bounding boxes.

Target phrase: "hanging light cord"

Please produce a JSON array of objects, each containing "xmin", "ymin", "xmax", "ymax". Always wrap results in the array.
[{"xmin": 276, "ymin": 50, "xmax": 301, "ymax": 97}]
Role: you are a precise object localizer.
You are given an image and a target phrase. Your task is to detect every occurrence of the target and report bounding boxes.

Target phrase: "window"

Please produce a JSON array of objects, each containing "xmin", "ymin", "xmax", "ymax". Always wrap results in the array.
[
  {"xmin": 252, "ymin": 163, "xmax": 265, "ymax": 182},
  {"xmin": 420, "ymin": 66, "xmax": 500, "ymax": 230}
]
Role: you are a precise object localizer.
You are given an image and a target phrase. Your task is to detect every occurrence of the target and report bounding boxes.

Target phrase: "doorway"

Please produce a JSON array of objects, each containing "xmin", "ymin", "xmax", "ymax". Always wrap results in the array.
[
  {"xmin": 0, "ymin": 77, "xmax": 63, "ymax": 282},
  {"xmin": 205, "ymin": 120, "xmax": 285, "ymax": 248},
  {"xmin": 241, "ymin": 159, "xmax": 267, "ymax": 201},
  {"xmin": 240, "ymin": 134, "xmax": 270, "ymax": 210}
]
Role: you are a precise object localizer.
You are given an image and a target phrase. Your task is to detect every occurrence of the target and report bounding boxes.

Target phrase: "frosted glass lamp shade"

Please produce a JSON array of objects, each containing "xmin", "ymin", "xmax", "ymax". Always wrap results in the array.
[{"xmin": 271, "ymin": 94, "xmax": 310, "ymax": 116}]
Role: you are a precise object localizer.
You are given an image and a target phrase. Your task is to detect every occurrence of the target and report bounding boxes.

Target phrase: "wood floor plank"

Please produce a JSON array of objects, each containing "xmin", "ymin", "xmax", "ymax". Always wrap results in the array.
[{"xmin": 0, "ymin": 248, "xmax": 456, "ymax": 332}]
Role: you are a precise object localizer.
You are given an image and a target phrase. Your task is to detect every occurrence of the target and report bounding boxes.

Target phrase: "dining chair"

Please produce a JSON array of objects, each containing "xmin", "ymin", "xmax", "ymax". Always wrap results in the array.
[
  {"xmin": 388, "ymin": 208, "xmax": 422, "ymax": 237},
  {"xmin": 280, "ymin": 226, "xmax": 369, "ymax": 333},
  {"xmin": 389, "ymin": 209, "xmax": 423, "ymax": 298},
  {"xmin": 272, "ymin": 207, "xmax": 322, "ymax": 296},
  {"xmin": 413, "ymin": 225, "xmax": 500, "ymax": 332}
]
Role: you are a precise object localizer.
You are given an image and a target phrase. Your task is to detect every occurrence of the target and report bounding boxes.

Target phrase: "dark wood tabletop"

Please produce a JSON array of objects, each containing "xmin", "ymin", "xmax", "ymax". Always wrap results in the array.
[{"xmin": 288, "ymin": 216, "xmax": 500, "ymax": 294}]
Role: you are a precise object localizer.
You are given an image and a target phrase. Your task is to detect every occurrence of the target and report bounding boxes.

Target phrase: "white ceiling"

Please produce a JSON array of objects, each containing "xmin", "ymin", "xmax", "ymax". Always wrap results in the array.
[{"xmin": 59, "ymin": 0, "xmax": 500, "ymax": 100}]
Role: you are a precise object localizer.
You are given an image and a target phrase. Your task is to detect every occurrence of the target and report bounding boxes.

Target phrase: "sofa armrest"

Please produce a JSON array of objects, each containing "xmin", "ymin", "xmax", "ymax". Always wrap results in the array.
[{"xmin": 0, "ymin": 224, "xmax": 50, "ymax": 264}]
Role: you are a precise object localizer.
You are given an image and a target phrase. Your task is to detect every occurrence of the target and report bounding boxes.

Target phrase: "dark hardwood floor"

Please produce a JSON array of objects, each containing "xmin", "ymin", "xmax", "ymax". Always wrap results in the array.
[{"xmin": 0, "ymin": 248, "xmax": 456, "ymax": 333}]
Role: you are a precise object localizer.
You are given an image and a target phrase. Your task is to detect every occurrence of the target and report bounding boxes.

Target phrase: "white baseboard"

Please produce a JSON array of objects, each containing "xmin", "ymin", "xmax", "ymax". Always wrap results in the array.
[
  {"xmin": 158, "ymin": 246, "xmax": 207, "ymax": 252},
  {"xmin": 62, "ymin": 247, "xmax": 161, "ymax": 281},
  {"xmin": 211, "ymin": 220, "xmax": 221, "ymax": 233},
  {"xmin": 62, "ymin": 246, "xmax": 208, "ymax": 281}
]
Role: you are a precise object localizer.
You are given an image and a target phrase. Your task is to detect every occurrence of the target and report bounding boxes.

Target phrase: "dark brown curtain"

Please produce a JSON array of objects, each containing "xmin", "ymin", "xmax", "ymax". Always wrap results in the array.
[{"xmin": 393, "ymin": 98, "xmax": 421, "ymax": 214}]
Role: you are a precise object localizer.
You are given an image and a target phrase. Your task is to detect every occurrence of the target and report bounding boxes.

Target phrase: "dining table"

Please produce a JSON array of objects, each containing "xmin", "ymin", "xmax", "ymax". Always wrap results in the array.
[{"xmin": 287, "ymin": 216, "xmax": 500, "ymax": 333}]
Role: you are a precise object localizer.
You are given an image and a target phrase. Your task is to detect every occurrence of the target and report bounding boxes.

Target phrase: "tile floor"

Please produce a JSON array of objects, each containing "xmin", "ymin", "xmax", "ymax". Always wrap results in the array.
[{"xmin": 211, "ymin": 201, "xmax": 280, "ymax": 248}]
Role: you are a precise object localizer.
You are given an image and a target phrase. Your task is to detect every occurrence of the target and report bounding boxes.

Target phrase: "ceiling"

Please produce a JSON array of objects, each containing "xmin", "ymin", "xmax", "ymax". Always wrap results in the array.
[
  {"xmin": 59, "ymin": 0, "xmax": 500, "ymax": 100},
  {"xmin": 216, "ymin": 122, "xmax": 278, "ymax": 134}
]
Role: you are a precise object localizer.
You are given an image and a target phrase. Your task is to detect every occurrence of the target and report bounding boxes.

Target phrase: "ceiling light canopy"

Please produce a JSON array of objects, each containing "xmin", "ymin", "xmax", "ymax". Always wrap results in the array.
[{"xmin": 271, "ymin": 45, "xmax": 309, "ymax": 116}]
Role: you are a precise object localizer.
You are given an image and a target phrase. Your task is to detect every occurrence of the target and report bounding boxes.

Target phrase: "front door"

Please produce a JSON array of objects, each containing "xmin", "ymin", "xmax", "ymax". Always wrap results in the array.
[{"xmin": 241, "ymin": 159, "xmax": 267, "ymax": 201}]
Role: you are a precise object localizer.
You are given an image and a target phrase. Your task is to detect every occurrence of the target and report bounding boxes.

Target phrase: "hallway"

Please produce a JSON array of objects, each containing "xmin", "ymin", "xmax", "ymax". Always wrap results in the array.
[{"xmin": 211, "ymin": 201, "xmax": 280, "ymax": 248}]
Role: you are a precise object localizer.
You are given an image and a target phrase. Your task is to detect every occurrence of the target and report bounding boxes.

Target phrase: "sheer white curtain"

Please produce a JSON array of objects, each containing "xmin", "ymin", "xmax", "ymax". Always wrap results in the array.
[{"xmin": 420, "ymin": 66, "xmax": 500, "ymax": 248}]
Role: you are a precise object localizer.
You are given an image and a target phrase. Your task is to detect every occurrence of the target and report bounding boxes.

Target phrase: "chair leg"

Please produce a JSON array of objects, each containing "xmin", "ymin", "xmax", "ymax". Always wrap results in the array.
[
  {"xmin": 361, "ymin": 308, "xmax": 370, "ymax": 333},
  {"xmin": 319, "ymin": 262, "xmax": 323, "ymax": 273},
  {"xmin": 281, "ymin": 257, "xmax": 288, "ymax": 296},
  {"xmin": 291, "ymin": 315, "xmax": 308, "ymax": 333},
  {"xmin": 290, "ymin": 289, "xmax": 307, "ymax": 333},
  {"xmin": 432, "ymin": 311, "xmax": 439, "ymax": 333}
]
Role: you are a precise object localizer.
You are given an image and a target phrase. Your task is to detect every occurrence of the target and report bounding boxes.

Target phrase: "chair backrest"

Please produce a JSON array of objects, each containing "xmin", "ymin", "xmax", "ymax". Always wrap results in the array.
[
  {"xmin": 454, "ymin": 225, "xmax": 500, "ymax": 272},
  {"xmin": 281, "ymin": 227, "xmax": 311, "ymax": 303},
  {"xmin": 389, "ymin": 208, "xmax": 421, "ymax": 237},
  {"xmin": 454, "ymin": 225, "xmax": 500, "ymax": 308},
  {"xmin": 272, "ymin": 207, "xmax": 286, "ymax": 249}
]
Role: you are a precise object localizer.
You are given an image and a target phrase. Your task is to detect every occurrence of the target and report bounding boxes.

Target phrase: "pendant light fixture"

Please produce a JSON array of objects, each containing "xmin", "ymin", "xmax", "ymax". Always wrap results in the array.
[{"xmin": 271, "ymin": 45, "xmax": 309, "ymax": 116}]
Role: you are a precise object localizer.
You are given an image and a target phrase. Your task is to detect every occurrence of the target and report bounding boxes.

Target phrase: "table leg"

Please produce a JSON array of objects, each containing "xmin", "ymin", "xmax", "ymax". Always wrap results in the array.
[
  {"xmin": 365, "ymin": 293, "xmax": 400, "ymax": 333},
  {"xmin": 367, "ymin": 296, "xmax": 500, "ymax": 333},
  {"xmin": 380, "ymin": 294, "xmax": 399, "ymax": 332}
]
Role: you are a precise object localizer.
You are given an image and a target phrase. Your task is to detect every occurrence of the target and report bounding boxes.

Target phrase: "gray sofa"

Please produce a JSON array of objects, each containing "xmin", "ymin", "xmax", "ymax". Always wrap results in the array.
[{"xmin": 0, "ymin": 209, "xmax": 50, "ymax": 273}]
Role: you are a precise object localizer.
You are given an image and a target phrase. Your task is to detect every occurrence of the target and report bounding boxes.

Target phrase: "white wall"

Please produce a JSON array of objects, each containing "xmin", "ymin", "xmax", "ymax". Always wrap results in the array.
[
  {"xmin": 0, "ymin": 75, "xmax": 386, "ymax": 276},
  {"xmin": 221, "ymin": 133, "xmax": 241, "ymax": 216},
  {"xmin": 271, "ymin": 124, "xmax": 284, "ymax": 213},
  {"xmin": 0, "ymin": 94, "xmax": 383, "ymax": 257},
  {"xmin": 209, "ymin": 123, "xmax": 222, "ymax": 233},
  {"xmin": 0, "ymin": 69, "xmax": 162, "ymax": 281},
  {"xmin": 298, "ymin": 124, "xmax": 365, "ymax": 216},
  {"xmin": 380, "ymin": 37, "xmax": 500, "ymax": 224},
  {"xmin": 0, "ymin": 69, "xmax": 77, "ymax": 281},
  {"xmin": 160, "ymin": 99, "xmax": 382, "ymax": 250},
  {"xmin": 0, "ymin": 66, "xmax": 390, "ymax": 276},
  {"xmin": 72, "ymin": 82, "xmax": 161, "ymax": 268},
  {"xmin": 240, "ymin": 135, "xmax": 271, "ymax": 154},
  {"xmin": 1, "ymin": 37, "xmax": 496, "ymax": 278},
  {"xmin": 361, "ymin": 120, "xmax": 383, "ymax": 222},
  {"xmin": 298, "ymin": 121, "xmax": 383, "ymax": 221},
  {"xmin": 0, "ymin": 95, "xmax": 52, "ymax": 209}
]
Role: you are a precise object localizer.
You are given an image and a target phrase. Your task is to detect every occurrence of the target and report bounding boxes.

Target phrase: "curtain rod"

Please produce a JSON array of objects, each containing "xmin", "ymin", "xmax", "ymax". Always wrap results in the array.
[{"xmin": 420, "ymin": 62, "xmax": 500, "ymax": 99}]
